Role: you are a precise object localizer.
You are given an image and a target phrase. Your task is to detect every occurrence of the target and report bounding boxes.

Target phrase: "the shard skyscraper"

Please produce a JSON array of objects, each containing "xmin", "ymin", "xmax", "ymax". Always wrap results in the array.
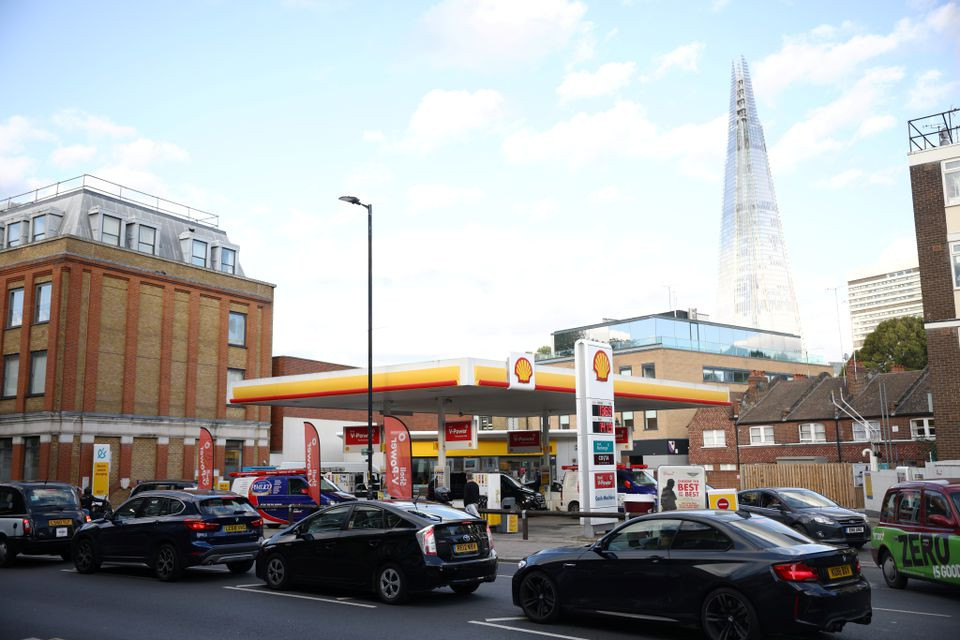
[{"xmin": 716, "ymin": 57, "xmax": 802, "ymax": 337}]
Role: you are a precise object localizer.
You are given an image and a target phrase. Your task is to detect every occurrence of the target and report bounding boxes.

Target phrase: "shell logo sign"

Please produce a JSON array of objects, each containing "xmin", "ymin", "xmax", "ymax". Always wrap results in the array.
[
  {"xmin": 514, "ymin": 357, "xmax": 533, "ymax": 384},
  {"xmin": 593, "ymin": 350, "xmax": 611, "ymax": 382}
]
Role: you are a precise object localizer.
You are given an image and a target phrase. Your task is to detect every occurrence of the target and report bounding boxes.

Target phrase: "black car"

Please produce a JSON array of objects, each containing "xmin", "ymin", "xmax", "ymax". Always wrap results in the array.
[
  {"xmin": 478, "ymin": 475, "xmax": 546, "ymax": 511},
  {"xmin": 256, "ymin": 500, "xmax": 497, "ymax": 603},
  {"xmin": 72, "ymin": 490, "xmax": 262, "ymax": 581},
  {"xmin": 738, "ymin": 487, "xmax": 871, "ymax": 547},
  {"xmin": 0, "ymin": 482, "xmax": 88, "ymax": 566},
  {"xmin": 129, "ymin": 479, "xmax": 197, "ymax": 496},
  {"xmin": 512, "ymin": 511, "xmax": 871, "ymax": 639}
]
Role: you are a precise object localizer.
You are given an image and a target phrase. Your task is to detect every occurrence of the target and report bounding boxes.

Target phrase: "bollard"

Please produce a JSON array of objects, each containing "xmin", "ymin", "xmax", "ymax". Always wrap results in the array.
[{"xmin": 522, "ymin": 510, "xmax": 528, "ymax": 540}]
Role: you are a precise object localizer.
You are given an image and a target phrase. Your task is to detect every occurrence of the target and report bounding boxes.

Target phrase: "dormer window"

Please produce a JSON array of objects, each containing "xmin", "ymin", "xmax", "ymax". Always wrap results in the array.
[
  {"xmin": 219, "ymin": 247, "xmax": 236, "ymax": 274},
  {"xmin": 192, "ymin": 239, "xmax": 208, "ymax": 267},
  {"xmin": 7, "ymin": 221, "xmax": 22, "ymax": 248},
  {"xmin": 101, "ymin": 214, "xmax": 121, "ymax": 246},
  {"xmin": 32, "ymin": 215, "xmax": 46, "ymax": 241}
]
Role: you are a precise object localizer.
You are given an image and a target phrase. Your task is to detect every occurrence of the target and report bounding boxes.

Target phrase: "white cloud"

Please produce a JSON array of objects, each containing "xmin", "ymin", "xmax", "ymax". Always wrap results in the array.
[
  {"xmin": 653, "ymin": 42, "xmax": 704, "ymax": 77},
  {"xmin": 419, "ymin": 0, "xmax": 588, "ymax": 69},
  {"xmin": 0, "ymin": 116, "xmax": 54, "ymax": 192},
  {"xmin": 405, "ymin": 183, "xmax": 484, "ymax": 214},
  {"xmin": 556, "ymin": 62, "xmax": 636, "ymax": 102},
  {"xmin": 52, "ymin": 109, "xmax": 136, "ymax": 138},
  {"xmin": 908, "ymin": 69, "xmax": 960, "ymax": 110},
  {"xmin": 402, "ymin": 89, "xmax": 504, "ymax": 153},
  {"xmin": 771, "ymin": 66, "xmax": 905, "ymax": 171},
  {"xmin": 753, "ymin": 2, "xmax": 960, "ymax": 98},
  {"xmin": 362, "ymin": 130, "xmax": 385, "ymax": 143},
  {"xmin": 820, "ymin": 169, "xmax": 864, "ymax": 189},
  {"xmin": 115, "ymin": 138, "xmax": 189, "ymax": 168},
  {"xmin": 846, "ymin": 235, "xmax": 919, "ymax": 281},
  {"xmin": 51, "ymin": 144, "xmax": 97, "ymax": 168},
  {"xmin": 857, "ymin": 114, "xmax": 896, "ymax": 137}
]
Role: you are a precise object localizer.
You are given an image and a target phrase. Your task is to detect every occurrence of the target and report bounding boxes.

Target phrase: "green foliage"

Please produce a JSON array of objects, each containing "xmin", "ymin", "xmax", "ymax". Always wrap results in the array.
[
  {"xmin": 856, "ymin": 316, "xmax": 927, "ymax": 372},
  {"xmin": 536, "ymin": 345, "xmax": 552, "ymax": 356}
]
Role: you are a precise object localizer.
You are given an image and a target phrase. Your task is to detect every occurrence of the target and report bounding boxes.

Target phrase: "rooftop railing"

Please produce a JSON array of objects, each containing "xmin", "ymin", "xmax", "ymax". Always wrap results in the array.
[
  {"xmin": 908, "ymin": 108, "xmax": 959, "ymax": 153},
  {"xmin": 0, "ymin": 174, "xmax": 219, "ymax": 227}
]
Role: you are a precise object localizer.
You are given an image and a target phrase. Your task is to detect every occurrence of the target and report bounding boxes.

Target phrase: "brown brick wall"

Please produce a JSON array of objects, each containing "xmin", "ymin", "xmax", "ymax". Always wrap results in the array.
[
  {"xmin": 926, "ymin": 327, "xmax": 960, "ymax": 459},
  {"xmin": 131, "ymin": 437, "xmax": 156, "ymax": 485},
  {"xmin": 168, "ymin": 437, "xmax": 185, "ymax": 479}
]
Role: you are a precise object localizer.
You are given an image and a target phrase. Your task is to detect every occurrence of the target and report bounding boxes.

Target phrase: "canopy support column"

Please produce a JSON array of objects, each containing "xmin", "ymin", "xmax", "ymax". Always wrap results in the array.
[{"xmin": 436, "ymin": 397, "xmax": 447, "ymax": 491}]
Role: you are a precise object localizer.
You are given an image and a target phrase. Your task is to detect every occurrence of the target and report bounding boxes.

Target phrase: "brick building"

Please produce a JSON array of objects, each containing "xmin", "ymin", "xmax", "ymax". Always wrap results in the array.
[
  {"xmin": 689, "ymin": 367, "xmax": 934, "ymax": 487},
  {"xmin": 907, "ymin": 108, "xmax": 960, "ymax": 460},
  {"xmin": 0, "ymin": 176, "xmax": 273, "ymax": 501}
]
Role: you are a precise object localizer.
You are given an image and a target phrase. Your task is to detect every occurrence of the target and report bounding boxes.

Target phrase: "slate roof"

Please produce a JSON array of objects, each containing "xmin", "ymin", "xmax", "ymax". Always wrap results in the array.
[
  {"xmin": 738, "ymin": 376, "xmax": 819, "ymax": 423},
  {"xmin": 890, "ymin": 369, "xmax": 932, "ymax": 416},
  {"xmin": 850, "ymin": 369, "xmax": 925, "ymax": 416}
]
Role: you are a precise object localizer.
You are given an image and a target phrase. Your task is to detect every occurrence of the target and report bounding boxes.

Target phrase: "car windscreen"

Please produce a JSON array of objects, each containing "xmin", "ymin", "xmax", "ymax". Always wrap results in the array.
[
  {"xmin": 25, "ymin": 487, "xmax": 80, "ymax": 508},
  {"xmin": 321, "ymin": 477, "xmax": 343, "ymax": 492},
  {"xmin": 620, "ymin": 470, "xmax": 655, "ymax": 486},
  {"xmin": 405, "ymin": 504, "xmax": 475, "ymax": 521},
  {"xmin": 199, "ymin": 497, "xmax": 259, "ymax": 516},
  {"xmin": 951, "ymin": 491, "xmax": 960, "ymax": 516},
  {"xmin": 727, "ymin": 515, "xmax": 810, "ymax": 548},
  {"xmin": 777, "ymin": 489, "xmax": 837, "ymax": 509}
]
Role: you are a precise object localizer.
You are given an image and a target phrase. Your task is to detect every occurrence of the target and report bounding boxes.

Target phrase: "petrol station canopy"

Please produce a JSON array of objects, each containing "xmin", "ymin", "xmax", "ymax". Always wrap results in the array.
[{"xmin": 229, "ymin": 357, "xmax": 730, "ymax": 416}]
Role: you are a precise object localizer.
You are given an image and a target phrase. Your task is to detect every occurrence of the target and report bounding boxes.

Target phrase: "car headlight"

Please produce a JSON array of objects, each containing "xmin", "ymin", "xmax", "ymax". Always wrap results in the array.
[
  {"xmin": 518, "ymin": 559, "xmax": 527, "ymax": 569},
  {"xmin": 812, "ymin": 515, "xmax": 836, "ymax": 525}
]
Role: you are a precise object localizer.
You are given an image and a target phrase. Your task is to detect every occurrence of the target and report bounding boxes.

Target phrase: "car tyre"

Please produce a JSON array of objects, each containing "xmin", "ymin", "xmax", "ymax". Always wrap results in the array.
[
  {"xmin": 0, "ymin": 538, "xmax": 17, "ymax": 567},
  {"xmin": 518, "ymin": 571, "xmax": 562, "ymax": 623},
  {"xmin": 153, "ymin": 543, "xmax": 184, "ymax": 582},
  {"xmin": 567, "ymin": 501, "xmax": 579, "ymax": 513},
  {"xmin": 376, "ymin": 562, "xmax": 409, "ymax": 604},
  {"xmin": 73, "ymin": 538, "xmax": 100, "ymax": 574},
  {"xmin": 227, "ymin": 559, "xmax": 255, "ymax": 574},
  {"xmin": 451, "ymin": 582, "xmax": 480, "ymax": 595},
  {"xmin": 701, "ymin": 587, "xmax": 760, "ymax": 640},
  {"xmin": 263, "ymin": 553, "xmax": 292, "ymax": 590},
  {"xmin": 881, "ymin": 549, "xmax": 907, "ymax": 589}
]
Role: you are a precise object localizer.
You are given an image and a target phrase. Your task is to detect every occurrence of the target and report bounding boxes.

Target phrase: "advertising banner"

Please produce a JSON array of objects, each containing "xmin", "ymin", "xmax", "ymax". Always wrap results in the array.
[
  {"xmin": 657, "ymin": 465, "xmax": 706, "ymax": 511},
  {"xmin": 92, "ymin": 443, "xmax": 111, "ymax": 498},
  {"xmin": 508, "ymin": 352, "xmax": 536, "ymax": 390},
  {"xmin": 444, "ymin": 420, "xmax": 477, "ymax": 451},
  {"xmin": 343, "ymin": 425, "xmax": 380, "ymax": 453},
  {"xmin": 507, "ymin": 430, "xmax": 541, "ymax": 453},
  {"xmin": 575, "ymin": 340, "xmax": 618, "ymax": 526},
  {"xmin": 383, "ymin": 416, "xmax": 412, "ymax": 500},
  {"xmin": 304, "ymin": 421, "xmax": 322, "ymax": 505},
  {"xmin": 615, "ymin": 424, "xmax": 629, "ymax": 445},
  {"xmin": 197, "ymin": 428, "xmax": 214, "ymax": 490}
]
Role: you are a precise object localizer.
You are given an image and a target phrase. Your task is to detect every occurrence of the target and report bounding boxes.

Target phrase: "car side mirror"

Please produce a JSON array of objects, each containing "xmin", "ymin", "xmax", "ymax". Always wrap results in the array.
[
  {"xmin": 929, "ymin": 514, "xmax": 954, "ymax": 528},
  {"xmin": 591, "ymin": 540, "xmax": 617, "ymax": 560},
  {"xmin": 298, "ymin": 531, "xmax": 315, "ymax": 541}
]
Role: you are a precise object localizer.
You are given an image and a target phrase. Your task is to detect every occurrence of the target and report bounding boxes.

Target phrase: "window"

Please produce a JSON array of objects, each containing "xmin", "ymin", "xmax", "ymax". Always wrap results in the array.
[
  {"xmin": 22, "ymin": 436, "xmax": 40, "ymax": 481},
  {"xmin": 101, "ymin": 215, "xmax": 121, "ymax": 246},
  {"xmin": 220, "ymin": 247, "xmax": 236, "ymax": 274},
  {"xmin": 703, "ymin": 430, "xmax": 726, "ymax": 447},
  {"xmin": 192, "ymin": 239, "xmax": 208, "ymax": 267},
  {"xmin": 798, "ymin": 423, "xmax": 826, "ymax": 443},
  {"xmin": 910, "ymin": 418, "xmax": 935, "ymax": 440},
  {"xmin": 224, "ymin": 440, "xmax": 243, "ymax": 476},
  {"xmin": 559, "ymin": 415, "xmax": 570, "ymax": 429},
  {"xmin": 114, "ymin": 497, "xmax": 146, "ymax": 521},
  {"xmin": 739, "ymin": 491, "xmax": 760, "ymax": 506},
  {"xmin": 719, "ymin": 464, "xmax": 737, "ymax": 471},
  {"xmin": 138, "ymin": 225, "xmax": 156, "ymax": 254},
  {"xmin": 643, "ymin": 410, "xmax": 658, "ymax": 431},
  {"xmin": 348, "ymin": 505, "xmax": 384, "ymax": 530},
  {"xmin": 621, "ymin": 411, "xmax": 634, "ymax": 429},
  {"xmin": 952, "ymin": 242, "xmax": 960, "ymax": 289},
  {"xmin": 924, "ymin": 491, "xmax": 952, "ymax": 526},
  {"xmin": 477, "ymin": 416, "xmax": 493, "ymax": 430},
  {"xmin": 28, "ymin": 351, "xmax": 46, "ymax": 395},
  {"xmin": 880, "ymin": 491, "xmax": 898, "ymax": 521},
  {"xmin": 619, "ymin": 366, "xmax": 632, "ymax": 376},
  {"xmin": 2, "ymin": 354, "xmax": 18, "ymax": 397},
  {"xmin": 6, "ymin": 288, "xmax": 24, "ymax": 327},
  {"xmin": 32, "ymin": 215, "xmax": 46, "ymax": 241},
  {"xmin": 671, "ymin": 520, "xmax": 732, "ymax": 551},
  {"xmin": 641, "ymin": 363, "xmax": 656, "ymax": 378},
  {"xmin": 6, "ymin": 221, "xmax": 22, "ymax": 247},
  {"xmin": 853, "ymin": 421, "xmax": 880, "ymax": 442},
  {"xmin": 0, "ymin": 439, "xmax": 11, "ymax": 482},
  {"xmin": 749, "ymin": 426, "xmax": 774, "ymax": 445},
  {"xmin": 945, "ymin": 159, "xmax": 960, "ymax": 207},
  {"xmin": 897, "ymin": 490, "xmax": 920, "ymax": 524},
  {"xmin": 33, "ymin": 283, "xmax": 51, "ymax": 324},
  {"xmin": 228, "ymin": 311, "xmax": 246, "ymax": 346},
  {"xmin": 227, "ymin": 368, "xmax": 244, "ymax": 406},
  {"xmin": 606, "ymin": 518, "xmax": 681, "ymax": 551},
  {"xmin": 305, "ymin": 505, "xmax": 352, "ymax": 533}
]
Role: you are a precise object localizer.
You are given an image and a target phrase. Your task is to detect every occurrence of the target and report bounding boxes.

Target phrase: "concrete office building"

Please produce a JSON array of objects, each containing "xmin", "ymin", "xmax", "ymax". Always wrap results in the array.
[{"xmin": 847, "ymin": 265, "xmax": 923, "ymax": 349}]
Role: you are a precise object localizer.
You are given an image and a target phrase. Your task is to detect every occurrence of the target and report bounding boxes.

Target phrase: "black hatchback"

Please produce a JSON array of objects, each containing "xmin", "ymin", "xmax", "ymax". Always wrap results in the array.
[
  {"xmin": 72, "ymin": 490, "xmax": 262, "ymax": 581},
  {"xmin": 256, "ymin": 500, "xmax": 497, "ymax": 603},
  {"xmin": 738, "ymin": 487, "xmax": 871, "ymax": 547}
]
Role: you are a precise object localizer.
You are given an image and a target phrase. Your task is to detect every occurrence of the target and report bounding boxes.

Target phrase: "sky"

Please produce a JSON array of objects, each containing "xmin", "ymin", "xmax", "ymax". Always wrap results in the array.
[{"xmin": 1, "ymin": 0, "xmax": 958, "ymax": 370}]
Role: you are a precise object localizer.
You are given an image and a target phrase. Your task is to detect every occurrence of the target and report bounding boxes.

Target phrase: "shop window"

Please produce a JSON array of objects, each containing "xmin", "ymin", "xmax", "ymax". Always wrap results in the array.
[
  {"xmin": 22, "ymin": 436, "xmax": 40, "ymax": 481},
  {"xmin": 703, "ymin": 430, "xmax": 725, "ymax": 447},
  {"xmin": 798, "ymin": 423, "xmax": 826, "ymax": 443},
  {"xmin": 2, "ymin": 354, "xmax": 18, "ymax": 398},
  {"xmin": 224, "ymin": 440, "xmax": 243, "ymax": 477},
  {"xmin": 28, "ymin": 350, "xmax": 46, "ymax": 395},
  {"xmin": 6, "ymin": 287, "xmax": 24, "ymax": 327},
  {"xmin": 749, "ymin": 426, "xmax": 774, "ymax": 445},
  {"xmin": 228, "ymin": 311, "xmax": 246, "ymax": 346},
  {"xmin": 34, "ymin": 282, "xmax": 51, "ymax": 324}
]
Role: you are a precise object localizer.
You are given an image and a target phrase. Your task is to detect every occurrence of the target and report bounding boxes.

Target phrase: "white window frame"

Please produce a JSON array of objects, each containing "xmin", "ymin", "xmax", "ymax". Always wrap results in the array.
[
  {"xmin": 228, "ymin": 311, "xmax": 246, "ymax": 347},
  {"xmin": 719, "ymin": 464, "xmax": 737, "ymax": 471},
  {"xmin": 703, "ymin": 429, "xmax": 726, "ymax": 448},
  {"xmin": 28, "ymin": 350, "xmax": 46, "ymax": 395},
  {"xmin": 619, "ymin": 366, "xmax": 632, "ymax": 376},
  {"xmin": 559, "ymin": 415, "xmax": 570, "ymax": 429},
  {"xmin": 951, "ymin": 241, "xmax": 960, "ymax": 290},
  {"xmin": 6, "ymin": 287, "xmax": 24, "ymax": 328},
  {"xmin": 138, "ymin": 224, "xmax": 156, "ymax": 255},
  {"xmin": 749, "ymin": 426, "xmax": 774, "ymax": 445},
  {"xmin": 2, "ymin": 354, "xmax": 18, "ymax": 398},
  {"xmin": 910, "ymin": 418, "xmax": 935, "ymax": 440},
  {"xmin": 33, "ymin": 282, "xmax": 51, "ymax": 324},
  {"xmin": 31, "ymin": 214, "xmax": 46, "ymax": 241},
  {"xmin": 798, "ymin": 422, "xmax": 826, "ymax": 443},
  {"xmin": 7, "ymin": 220, "xmax": 23, "ymax": 248},
  {"xmin": 219, "ymin": 247, "xmax": 237, "ymax": 274},
  {"xmin": 100, "ymin": 214, "xmax": 121, "ymax": 246},
  {"xmin": 192, "ymin": 239, "xmax": 208, "ymax": 267},
  {"xmin": 853, "ymin": 420, "xmax": 881, "ymax": 442},
  {"xmin": 227, "ymin": 368, "xmax": 244, "ymax": 406},
  {"xmin": 944, "ymin": 159, "xmax": 960, "ymax": 207}
]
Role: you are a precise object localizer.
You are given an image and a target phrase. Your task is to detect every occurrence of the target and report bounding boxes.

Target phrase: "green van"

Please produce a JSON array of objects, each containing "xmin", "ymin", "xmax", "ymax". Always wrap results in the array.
[{"xmin": 870, "ymin": 479, "xmax": 960, "ymax": 588}]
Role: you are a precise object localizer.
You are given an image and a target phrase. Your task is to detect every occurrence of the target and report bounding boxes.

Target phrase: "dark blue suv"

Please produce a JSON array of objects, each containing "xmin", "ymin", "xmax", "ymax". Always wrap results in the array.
[{"xmin": 72, "ymin": 490, "xmax": 262, "ymax": 581}]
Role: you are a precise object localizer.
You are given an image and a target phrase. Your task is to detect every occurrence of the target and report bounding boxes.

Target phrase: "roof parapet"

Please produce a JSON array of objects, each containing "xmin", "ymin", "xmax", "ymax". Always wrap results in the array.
[{"xmin": 908, "ymin": 108, "xmax": 959, "ymax": 153}]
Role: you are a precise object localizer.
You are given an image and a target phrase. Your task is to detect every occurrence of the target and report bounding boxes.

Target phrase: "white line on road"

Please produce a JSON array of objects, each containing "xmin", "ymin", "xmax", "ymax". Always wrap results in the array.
[
  {"xmin": 468, "ymin": 620, "xmax": 589, "ymax": 640},
  {"xmin": 60, "ymin": 569, "xmax": 76, "ymax": 573},
  {"xmin": 875, "ymin": 607, "xmax": 951, "ymax": 618},
  {"xmin": 484, "ymin": 617, "xmax": 527, "ymax": 622},
  {"xmin": 497, "ymin": 574, "xmax": 516, "ymax": 578},
  {"xmin": 224, "ymin": 585, "xmax": 377, "ymax": 608}
]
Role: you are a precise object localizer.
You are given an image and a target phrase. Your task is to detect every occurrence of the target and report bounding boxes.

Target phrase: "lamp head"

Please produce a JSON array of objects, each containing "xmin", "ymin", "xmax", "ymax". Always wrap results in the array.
[{"xmin": 339, "ymin": 195, "xmax": 361, "ymax": 205}]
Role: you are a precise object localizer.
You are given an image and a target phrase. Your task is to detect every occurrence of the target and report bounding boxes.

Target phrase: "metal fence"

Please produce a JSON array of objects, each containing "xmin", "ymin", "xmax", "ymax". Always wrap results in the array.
[{"xmin": 908, "ymin": 108, "xmax": 959, "ymax": 152}]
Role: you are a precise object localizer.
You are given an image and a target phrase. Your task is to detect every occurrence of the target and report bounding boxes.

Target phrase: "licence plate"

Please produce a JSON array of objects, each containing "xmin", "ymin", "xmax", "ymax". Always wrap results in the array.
[
  {"xmin": 223, "ymin": 524, "xmax": 247, "ymax": 533},
  {"xmin": 48, "ymin": 519, "xmax": 72, "ymax": 526},
  {"xmin": 56, "ymin": 527, "xmax": 68, "ymax": 538},
  {"xmin": 845, "ymin": 526, "xmax": 864, "ymax": 534},
  {"xmin": 454, "ymin": 542, "xmax": 478, "ymax": 554},
  {"xmin": 827, "ymin": 565, "xmax": 853, "ymax": 579}
]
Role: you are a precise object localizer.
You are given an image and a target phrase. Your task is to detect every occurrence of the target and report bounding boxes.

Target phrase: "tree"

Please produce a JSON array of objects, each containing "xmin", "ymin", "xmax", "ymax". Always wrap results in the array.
[
  {"xmin": 857, "ymin": 316, "xmax": 926, "ymax": 372},
  {"xmin": 536, "ymin": 345, "xmax": 552, "ymax": 357}
]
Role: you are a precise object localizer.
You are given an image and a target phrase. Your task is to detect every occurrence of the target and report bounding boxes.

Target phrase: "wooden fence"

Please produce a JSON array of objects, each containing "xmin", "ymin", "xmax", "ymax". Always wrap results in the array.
[{"xmin": 740, "ymin": 463, "xmax": 864, "ymax": 509}]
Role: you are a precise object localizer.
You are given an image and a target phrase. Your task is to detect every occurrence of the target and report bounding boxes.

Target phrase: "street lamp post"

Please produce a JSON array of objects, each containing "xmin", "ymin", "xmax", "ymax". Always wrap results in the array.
[{"xmin": 339, "ymin": 195, "xmax": 374, "ymax": 500}]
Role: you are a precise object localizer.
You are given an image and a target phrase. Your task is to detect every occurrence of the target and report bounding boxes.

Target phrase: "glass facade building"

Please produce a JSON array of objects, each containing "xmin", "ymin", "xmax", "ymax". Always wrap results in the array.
[{"xmin": 716, "ymin": 57, "xmax": 802, "ymax": 337}]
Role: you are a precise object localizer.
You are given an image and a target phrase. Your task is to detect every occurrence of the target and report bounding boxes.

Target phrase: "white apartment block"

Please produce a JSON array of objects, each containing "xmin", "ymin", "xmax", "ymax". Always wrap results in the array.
[{"xmin": 848, "ymin": 266, "xmax": 923, "ymax": 349}]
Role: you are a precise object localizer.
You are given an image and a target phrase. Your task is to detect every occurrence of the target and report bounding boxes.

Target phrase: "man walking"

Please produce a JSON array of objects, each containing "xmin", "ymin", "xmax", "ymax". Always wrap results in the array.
[{"xmin": 463, "ymin": 473, "xmax": 480, "ymax": 517}]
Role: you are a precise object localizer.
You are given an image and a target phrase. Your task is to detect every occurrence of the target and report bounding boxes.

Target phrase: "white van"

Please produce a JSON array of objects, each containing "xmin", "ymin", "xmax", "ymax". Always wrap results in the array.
[{"xmin": 546, "ymin": 467, "xmax": 657, "ymax": 512}]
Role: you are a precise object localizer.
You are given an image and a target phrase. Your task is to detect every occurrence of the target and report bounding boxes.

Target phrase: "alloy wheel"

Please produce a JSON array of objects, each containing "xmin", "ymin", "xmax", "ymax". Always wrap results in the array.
[
  {"xmin": 703, "ymin": 591, "xmax": 754, "ymax": 640},
  {"xmin": 155, "ymin": 545, "xmax": 178, "ymax": 581},
  {"xmin": 519, "ymin": 573, "xmax": 559, "ymax": 623},
  {"xmin": 266, "ymin": 556, "xmax": 287, "ymax": 588},
  {"xmin": 74, "ymin": 540, "xmax": 95, "ymax": 572},
  {"xmin": 379, "ymin": 567, "xmax": 401, "ymax": 600}
]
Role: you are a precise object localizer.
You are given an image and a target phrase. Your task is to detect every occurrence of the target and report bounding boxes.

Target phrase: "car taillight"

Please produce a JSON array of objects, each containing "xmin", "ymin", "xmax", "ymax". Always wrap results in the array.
[
  {"xmin": 773, "ymin": 562, "xmax": 818, "ymax": 582},
  {"xmin": 251, "ymin": 518, "xmax": 262, "ymax": 528},
  {"xmin": 416, "ymin": 525, "xmax": 437, "ymax": 556},
  {"xmin": 184, "ymin": 519, "xmax": 220, "ymax": 532},
  {"xmin": 22, "ymin": 518, "xmax": 31, "ymax": 535},
  {"xmin": 854, "ymin": 557, "xmax": 861, "ymax": 574},
  {"xmin": 85, "ymin": 514, "xmax": 91, "ymax": 523},
  {"xmin": 486, "ymin": 522, "xmax": 494, "ymax": 549}
]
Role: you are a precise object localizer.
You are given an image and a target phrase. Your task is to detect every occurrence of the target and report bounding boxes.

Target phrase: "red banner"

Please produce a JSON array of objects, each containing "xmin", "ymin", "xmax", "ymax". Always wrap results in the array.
[
  {"xmin": 343, "ymin": 425, "xmax": 381, "ymax": 452},
  {"xmin": 615, "ymin": 425, "xmax": 629, "ymax": 444},
  {"xmin": 383, "ymin": 416, "xmax": 412, "ymax": 500},
  {"xmin": 444, "ymin": 421, "xmax": 472, "ymax": 441},
  {"xmin": 197, "ymin": 427, "xmax": 214, "ymax": 490},
  {"xmin": 507, "ymin": 430, "xmax": 541, "ymax": 453},
  {"xmin": 304, "ymin": 421, "xmax": 321, "ymax": 505}
]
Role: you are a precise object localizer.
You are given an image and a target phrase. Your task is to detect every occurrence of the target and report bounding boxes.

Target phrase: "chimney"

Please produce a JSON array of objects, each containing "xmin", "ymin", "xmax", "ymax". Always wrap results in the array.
[
  {"xmin": 793, "ymin": 373, "xmax": 807, "ymax": 380},
  {"xmin": 889, "ymin": 363, "xmax": 906, "ymax": 373},
  {"xmin": 847, "ymin": 355, "xmax": 866, "ymax": 397},
  {"xmin": 744, "ymin": 370, "xmax": 768, "ymax": 405}
]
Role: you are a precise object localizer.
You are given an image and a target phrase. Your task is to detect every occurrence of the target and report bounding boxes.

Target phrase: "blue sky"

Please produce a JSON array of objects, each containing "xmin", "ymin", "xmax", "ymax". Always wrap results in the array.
[{"xmin": 1, "ymin": 0, "xmax": 958, "ymax": 368}]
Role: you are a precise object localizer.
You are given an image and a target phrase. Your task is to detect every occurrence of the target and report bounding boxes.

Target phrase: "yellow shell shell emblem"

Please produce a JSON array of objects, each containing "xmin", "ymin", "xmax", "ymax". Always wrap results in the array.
[
  {"xmin": 514, "ymin": 357, "xmax": 533, "ymax": 384},
  {"xmin": 593, "ymin": 350, "xmax": 611, "ymax": 382}
]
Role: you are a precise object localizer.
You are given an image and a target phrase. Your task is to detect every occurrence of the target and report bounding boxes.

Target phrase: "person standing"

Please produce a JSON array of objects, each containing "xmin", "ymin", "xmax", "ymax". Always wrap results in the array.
[{"xmin": 463, "ymin": 473, "xmax": 480, "ymax": 517}]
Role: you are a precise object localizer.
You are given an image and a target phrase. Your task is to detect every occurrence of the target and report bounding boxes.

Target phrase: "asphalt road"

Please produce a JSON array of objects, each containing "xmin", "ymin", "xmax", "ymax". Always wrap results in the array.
[{"xmin": 0, "ymin": 550, "xmax": 958, "ymax": 640}]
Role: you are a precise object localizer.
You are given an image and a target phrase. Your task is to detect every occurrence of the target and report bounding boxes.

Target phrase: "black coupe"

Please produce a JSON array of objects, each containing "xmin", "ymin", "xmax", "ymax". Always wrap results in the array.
[
  {"xmin": 738, "ymin": 487, "xmax": 871, "ymax": 547},
  {"xmin": 512, "ymin": 510, "xmax": 871, "ymax": 639}
]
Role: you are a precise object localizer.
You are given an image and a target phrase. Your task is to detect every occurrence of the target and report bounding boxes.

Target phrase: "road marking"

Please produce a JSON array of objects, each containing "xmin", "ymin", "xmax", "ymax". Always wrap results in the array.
[
  {"xmin": 60, "ymin": 569, "xmax": 76, "ymax": 573},
  {"xmin": 874, "ymin": 607, "xmax": 951, "ymax": 618},
  {"xmin": 468, "ymin": 620, "xmax": 588, "ymax": 640},
  {"xmin": 497, "ymin": 574, "xmax": 516, "ymax": 578},
  {"xmin": 485, "ymin": 616, "xmax": 527, "ymax": 622},
  {"xmin": 596, "ymin": 610, "xmax": 676, "ymax": 622},
  {"xmin": 224, "ymin": 585, "xmax": 377, "ymax": 608}
]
